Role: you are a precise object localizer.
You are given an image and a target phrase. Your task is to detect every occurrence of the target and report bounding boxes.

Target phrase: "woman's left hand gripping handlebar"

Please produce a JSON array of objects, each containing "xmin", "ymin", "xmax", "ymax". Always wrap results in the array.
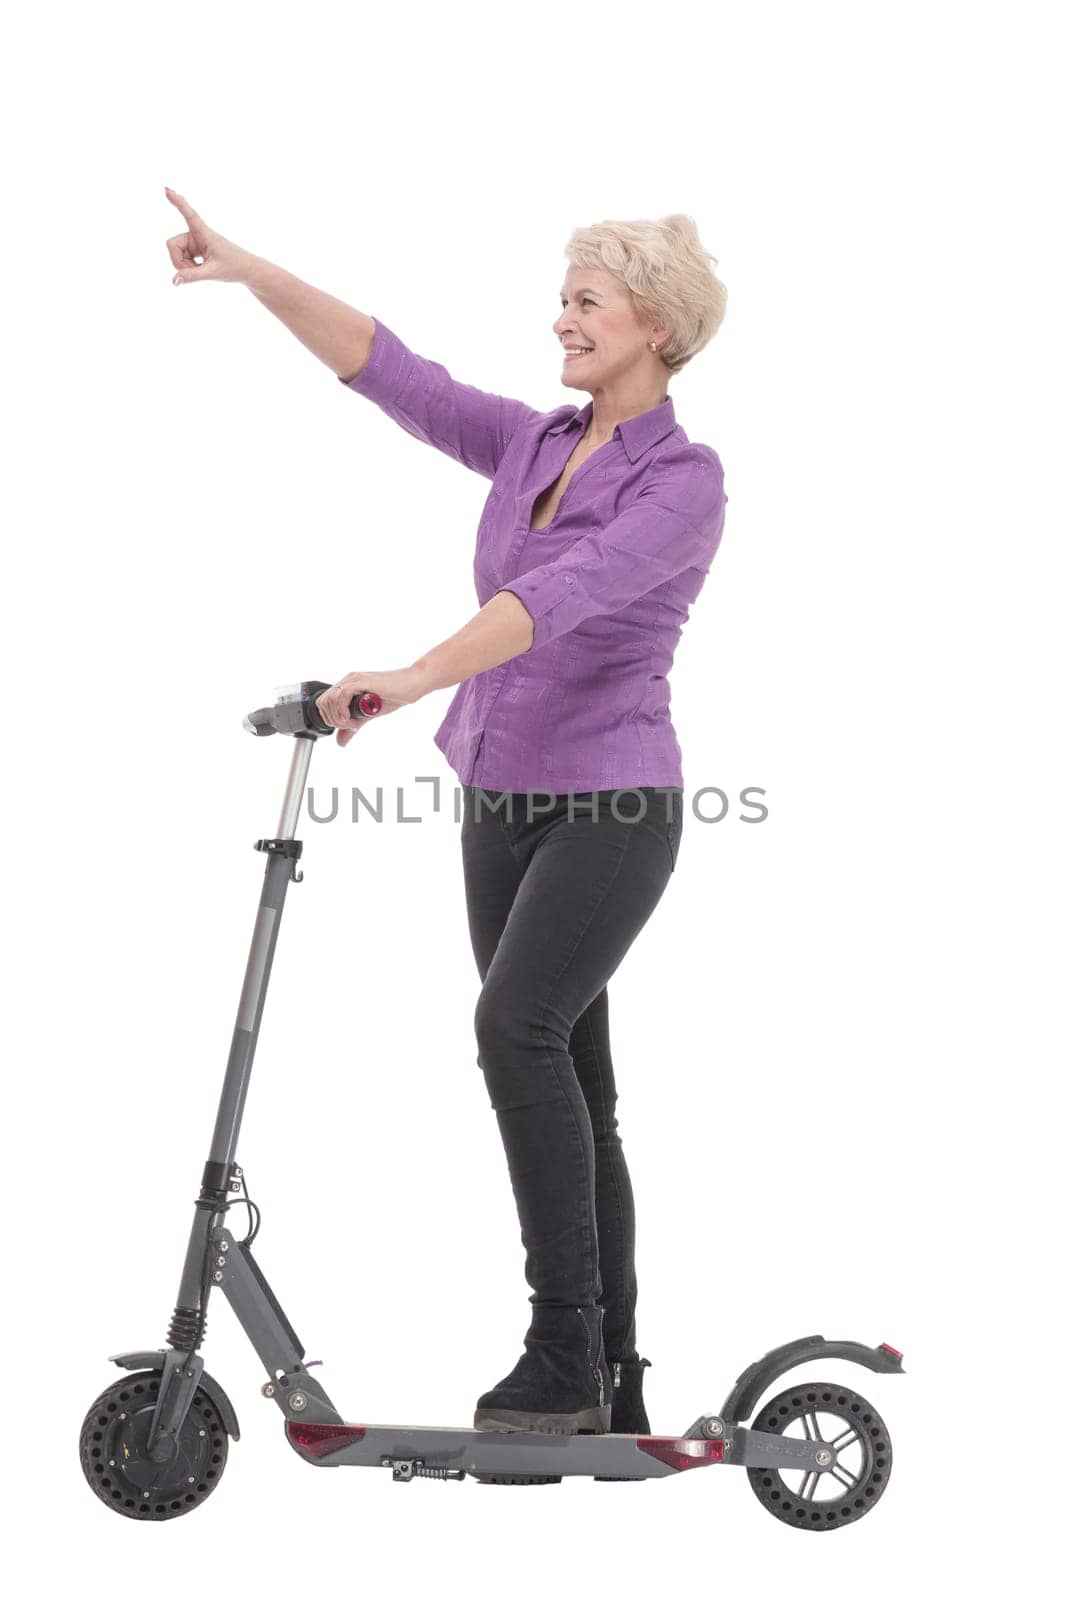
[{"xmin": 315, "ymin": 667, "xmax": 427, "ymax": 748}]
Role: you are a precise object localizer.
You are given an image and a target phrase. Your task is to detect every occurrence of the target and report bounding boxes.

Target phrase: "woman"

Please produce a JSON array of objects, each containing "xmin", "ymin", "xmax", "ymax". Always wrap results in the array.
[{"xmin": 164, "ymin": 191, "xmax": 728, "ymax": 1438}]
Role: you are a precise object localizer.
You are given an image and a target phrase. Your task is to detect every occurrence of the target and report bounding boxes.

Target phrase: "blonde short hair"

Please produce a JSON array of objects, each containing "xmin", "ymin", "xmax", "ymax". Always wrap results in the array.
[{"xmin": 563, "ymin": 214, "xmax": 726, "ymax": 375}]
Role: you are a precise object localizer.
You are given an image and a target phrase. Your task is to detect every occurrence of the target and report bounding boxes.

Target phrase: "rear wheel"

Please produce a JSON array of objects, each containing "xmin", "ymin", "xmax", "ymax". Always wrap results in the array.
[
  {"xmin": 79, "ymin": 1370, "xmax": 229, "ymax": 1520},
  {"xmin": 747, "ymin": 1382, "xmax": 892, "ymax": 1531}
]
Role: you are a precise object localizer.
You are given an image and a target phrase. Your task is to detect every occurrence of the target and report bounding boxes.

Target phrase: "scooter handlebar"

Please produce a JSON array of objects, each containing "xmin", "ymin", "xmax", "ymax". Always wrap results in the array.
[{"xmin": 243, "ymin": 681, "xmax": 383, "ymax": 739}]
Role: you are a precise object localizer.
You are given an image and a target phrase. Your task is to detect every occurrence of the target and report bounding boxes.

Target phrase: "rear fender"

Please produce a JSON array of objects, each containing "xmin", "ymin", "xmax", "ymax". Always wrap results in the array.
[{"xmin": 720, "ymin": 1334, "xmax": 905, "ymax": 1424}]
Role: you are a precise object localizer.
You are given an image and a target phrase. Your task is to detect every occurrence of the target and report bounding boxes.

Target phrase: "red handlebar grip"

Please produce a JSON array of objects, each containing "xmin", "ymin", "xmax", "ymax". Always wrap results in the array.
[{"xmin": 349, "ymin": 691, "xmax": 383, "ymax": 719}]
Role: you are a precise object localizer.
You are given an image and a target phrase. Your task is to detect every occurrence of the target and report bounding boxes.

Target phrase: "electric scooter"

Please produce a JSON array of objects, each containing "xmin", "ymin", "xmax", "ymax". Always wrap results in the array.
[{"xmin": 78, "ymin": 681, "xmax": 906, "ymax": 1529}]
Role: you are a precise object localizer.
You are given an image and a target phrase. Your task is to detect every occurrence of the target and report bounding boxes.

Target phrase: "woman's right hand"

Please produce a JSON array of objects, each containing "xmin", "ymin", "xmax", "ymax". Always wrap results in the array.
[{"xmin": 164, "ymin": 188, "xmax": 258, "ymax": 286}]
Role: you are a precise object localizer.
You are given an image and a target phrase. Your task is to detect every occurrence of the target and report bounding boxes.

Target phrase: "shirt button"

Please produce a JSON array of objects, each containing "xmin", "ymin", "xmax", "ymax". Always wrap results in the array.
[{"xmin": 565, "ymin": 576, "xmax": 575, "ymax": 585}]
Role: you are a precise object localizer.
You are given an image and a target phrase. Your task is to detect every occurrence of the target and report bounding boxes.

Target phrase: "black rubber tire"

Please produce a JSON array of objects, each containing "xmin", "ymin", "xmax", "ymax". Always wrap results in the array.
[
  {"xmin": 79, "ymin": 1369, "xmax": 229, "ymax": 1520},
  {"xmin": 746, "ymin": 1382, "xmax": 892, "ymax": 1532}
]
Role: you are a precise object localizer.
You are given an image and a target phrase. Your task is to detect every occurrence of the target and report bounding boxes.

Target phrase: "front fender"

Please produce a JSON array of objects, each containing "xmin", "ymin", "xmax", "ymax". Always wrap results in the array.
[
  {"xmin": 108, "ymin": 1348, "xmax": 241, "ymax": 1442},
  {"xmin": 720, "ymin": 1334, "xmax": 904, "ymax": 1424}
]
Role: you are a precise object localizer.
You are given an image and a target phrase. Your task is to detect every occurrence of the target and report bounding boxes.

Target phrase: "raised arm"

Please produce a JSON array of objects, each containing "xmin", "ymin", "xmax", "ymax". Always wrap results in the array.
[
  {"xmin": 335, "ymin": 316, "xmax": 541, "ymax": 479},
  {"xmin": 245, "ymin": 257, "xmax": 379, "ymax": 381},
  {"xmin": 164, "ymin": 188, "xmax": 377, "ymax": 378},
  {"xmin": 163, "ymin": 188, "xmax": 537, "ymax": 476}
]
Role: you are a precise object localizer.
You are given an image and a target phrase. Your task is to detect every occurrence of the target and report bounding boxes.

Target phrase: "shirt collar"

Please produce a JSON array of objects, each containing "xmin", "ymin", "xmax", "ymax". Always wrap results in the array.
[{"xmin": 546, "ymin": 395, "xmax": 677, "ymax": 464}]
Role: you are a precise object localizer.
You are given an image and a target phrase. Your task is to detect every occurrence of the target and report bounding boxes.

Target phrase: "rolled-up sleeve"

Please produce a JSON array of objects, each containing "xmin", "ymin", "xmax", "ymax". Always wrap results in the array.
[
  {"xmin": 499, "ymin": 452, "xmax": 726, "ymax": 651},
  {"xmin": 337, "ymin": 317, "xmax": 540, "ymax": 479}
]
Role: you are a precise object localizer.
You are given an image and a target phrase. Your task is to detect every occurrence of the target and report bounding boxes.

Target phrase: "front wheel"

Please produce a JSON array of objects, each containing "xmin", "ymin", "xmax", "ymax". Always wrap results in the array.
[
  {"xmin": 747, "ymin": 1382, "xmax": 892, "ymax": 1531},
  {"xmin": 79, "ymin": 1369, "xmax": 229, "ymax": 1520}
]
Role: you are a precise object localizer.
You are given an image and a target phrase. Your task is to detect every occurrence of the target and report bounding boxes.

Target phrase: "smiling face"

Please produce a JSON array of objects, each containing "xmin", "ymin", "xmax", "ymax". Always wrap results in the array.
[{"xmin": 553, "ymin": 264, "xmax": 665, "ymax": 391}]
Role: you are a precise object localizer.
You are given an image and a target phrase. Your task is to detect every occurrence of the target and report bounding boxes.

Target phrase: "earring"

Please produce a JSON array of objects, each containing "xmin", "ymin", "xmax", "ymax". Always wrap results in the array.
[{"xmin": 649, "ymin": 342, "xmax": 658, "ymax": 352}]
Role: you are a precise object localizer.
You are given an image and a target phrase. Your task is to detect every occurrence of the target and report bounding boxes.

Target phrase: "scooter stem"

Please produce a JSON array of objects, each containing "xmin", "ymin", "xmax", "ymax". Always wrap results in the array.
[
  {"xmin": 277, "ymin": 736, "xmax": 314, "ymax": 840},
  {"xmin": 207, "ymin": 734, "xmax": 316, "ymax": 1176}
]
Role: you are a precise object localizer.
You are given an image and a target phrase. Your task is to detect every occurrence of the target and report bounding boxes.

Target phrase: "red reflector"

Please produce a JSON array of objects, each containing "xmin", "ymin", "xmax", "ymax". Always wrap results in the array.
[
  {"xmin": 286, "ymin": 1421, "xmax": 366, "ymax": 1458},
  {"xmin": 636, "ymin": 1436, "xmax": 726, "ymax": 1471},
  {"xmin": 880, "ymin": 1342, "xmax": 903, "ymax": 1359}
]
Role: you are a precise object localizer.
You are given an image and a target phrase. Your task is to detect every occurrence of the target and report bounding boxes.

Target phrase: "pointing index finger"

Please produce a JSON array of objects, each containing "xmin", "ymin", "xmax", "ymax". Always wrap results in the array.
[{"xmin": 165, "ymin": 187, "xmax": 204, "ymax": 229}]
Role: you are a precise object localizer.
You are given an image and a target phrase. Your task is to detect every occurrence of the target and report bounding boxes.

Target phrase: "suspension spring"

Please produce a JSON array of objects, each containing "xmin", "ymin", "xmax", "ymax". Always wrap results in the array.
[{"xmin": 167, "ymin": 1304, "xmax": 204, "ymax": 1352}]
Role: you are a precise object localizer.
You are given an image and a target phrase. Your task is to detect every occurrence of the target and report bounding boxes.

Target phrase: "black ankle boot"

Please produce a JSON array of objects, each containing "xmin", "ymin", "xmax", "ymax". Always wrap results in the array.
[
  {"xmin": 474, "ymin": 1304, "xmax": 613, "ymax": 1434},
  {"xmin": 605, "ymin": 1355, "xmax": 652, "ymax": 1434}
]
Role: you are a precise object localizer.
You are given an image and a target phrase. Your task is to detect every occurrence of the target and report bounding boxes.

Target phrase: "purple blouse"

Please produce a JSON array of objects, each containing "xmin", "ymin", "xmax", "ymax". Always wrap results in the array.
[{"xmin": 338, "ymin": 317, "xmax": 727, "ymax": 793}]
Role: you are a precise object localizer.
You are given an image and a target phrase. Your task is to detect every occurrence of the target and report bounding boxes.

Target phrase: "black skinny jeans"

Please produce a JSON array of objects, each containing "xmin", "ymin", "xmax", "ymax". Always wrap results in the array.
[{"xmin": 460, "ymin": 784, "xmax": 683, "ymax": 1363}]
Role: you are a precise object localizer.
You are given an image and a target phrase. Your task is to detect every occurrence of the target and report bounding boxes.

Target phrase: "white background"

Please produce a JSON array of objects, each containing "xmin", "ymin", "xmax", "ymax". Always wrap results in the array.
[{"xmin": 5, "ymin": 0, "xmax": 1061, "ymax": 1586}]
